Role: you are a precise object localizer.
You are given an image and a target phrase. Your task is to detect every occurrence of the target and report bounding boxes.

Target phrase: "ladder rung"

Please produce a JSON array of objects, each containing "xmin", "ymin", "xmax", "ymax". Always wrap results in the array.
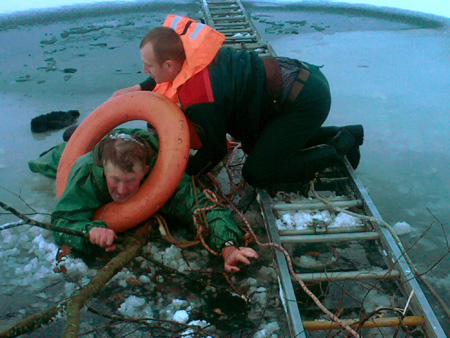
[
  {"xmin": 224, "ymin": 35, "xmax": 257, "ymax": 41},
  {"xmin": 210, "ymin": 8, "xmax": 242, "ymax": 12},
  {"xmin": 317, "ymin": 177, "xmax": 350, "ymax": 183},
  {"xmin": 206, "ymin": 1, "xmax": 237, "ymax": 4},
  {"xmin": 225, "ymin": 42, "xmax": 267, "ymax": 50},
  {"xmin": 303, "ymin": 315, "xmax": 424, "ymax": 330},
  {"xmin": 209, "ymin": 4, "xmax": 239, "ymax": 7},
  {"xmin": 296, "ymin": 269, "xmax": 400, "ymax": 282},
  {"xmin": 209, "ymin": 5, "xmax": 240, "ymax": 9},
  {"xmin": 209, "ymin": 6, "xmax": 239, "ymax": 11},
  {"xmin": 280, "ymin": 231, "xmax": 380, "ymax": 243},
  {"xmin": 210, "ymin": 10, "xmax": 242, "ymax": 15},
  {"xmin": 224, "ymin": 39, "xmax": 259, "ymax": 45},
  {"xmin": 221, "ymin": 29, "xmax": 254, "ymax": 36},
  {"xmin": 280, "ymin": 225, "xmax": 369, "ymax": 236},
  {"xmin": 213, "ymin": 22, "xmax": 250, "ymax": 28},
  {"xmin": 274, "ymin": 199, "xmax": 362, "ymax": 211},
  {"xmin": 206, "ymin": 1, "xmax": 240, "ymax": 9},
  {"xmin": 206, "ymin": 0, "xmax": 233, "ymax": 6},
  {"xmin": 212, "ymin": 16, "xmax": 247, "ymax": 21}
]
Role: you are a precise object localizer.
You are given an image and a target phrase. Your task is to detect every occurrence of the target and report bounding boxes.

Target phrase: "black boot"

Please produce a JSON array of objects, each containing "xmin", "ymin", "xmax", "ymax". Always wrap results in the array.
[
  {"xmin": 346, "ymin": 145, "xmax": 361, "ymax": 169},
  {"xmin": 327, "ymin": 125, "xmax": 364, "ymax": 169},
  {"xmin": 329, "ymin": 129, "xmax": 355, "ymax": 156},
  {"xmin": 343, "ymin": 125, "xmax": 364, "ymax": 169},
  {"xmin": 265, "ymin": 144, "xmax": 342, "ymax": 194},
  {"xmin": 306, "ymin": 124, "xmax": 364, "ymax": 148},
  {"xmin": 329, "ymin": 129, "xmax": 362, "ymax": 169},
  {"xmin": 304, "ymin": 126, "xmax": 340, "ymax": 148},
  {"xmin": 343, "ymin": 124, "xmax": 364, "ymax": 146}
]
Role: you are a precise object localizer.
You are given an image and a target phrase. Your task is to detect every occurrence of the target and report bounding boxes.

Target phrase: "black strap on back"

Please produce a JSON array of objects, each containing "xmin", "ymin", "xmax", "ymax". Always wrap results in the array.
[{"xmin": 180, "ymin": 20, "xmax": 194, "ymax": 36}]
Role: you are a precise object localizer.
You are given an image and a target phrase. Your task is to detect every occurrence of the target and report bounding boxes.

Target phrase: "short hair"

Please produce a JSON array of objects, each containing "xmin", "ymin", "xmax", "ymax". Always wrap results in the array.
[
  {"xmin": 140, "ymin": 27, "xmax": 186, "ymax": 66},
  {"xmin": 99, "ymin": 134, "xmax": 149, "ymax": 173}
]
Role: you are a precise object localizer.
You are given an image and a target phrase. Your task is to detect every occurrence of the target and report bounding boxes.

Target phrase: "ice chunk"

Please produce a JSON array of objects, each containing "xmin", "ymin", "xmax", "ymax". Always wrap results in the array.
[
  {"xmin": 153, "ymin": 245, "xmax": 189, "ymax": 272},
  {"xmin": 295, "ymin": 255, "xmax": 319, "ymax": 268},
  {"xmin": 188, "ymin": 319, "xmax": 209, "ymax": 327},
  {"xmin": 330, "ymin": 212, "xmax": 361, "ymax": 227},
  {"xmin": 141, "ymin": 304, "xmax": 154, "ymax": 319},
  {"xmin": 0, "ymin": 247, "xmax": 20, "ymax": 258},
  {"xmin": 139, "ymin": 275, "xmax": 151, "ymax": 283},
  {"xmin": 172, "ymin": 309, "xmax": 189, "ymax": 323},
  {"xmin": 181, "ymin": 320, "xmax": 212, "ymax": 338},
  {"xmin": 118, "ymin": 296, "xmax": 146, "ymax": 317},
  {"xmin": 254, "ymin": 321, "xmax": 280, "ymax": 337},
  {"xmin": 276, "ymin": 210, "xmax": 333, "ymax": 230},
  {"xmin": 64, "ymin": 282, "xmax": 76, "ymax": 297},
  {"xmin": 393, "ymin": 221, "xmax": 411, "ymax": 235},
  {"xmin": 246, "ymin": 277, "xmax": 258, "ymax": 286},
  {"xmin": 172, "ymin": 299, "xmax": 188, "ymax": 310},
  {"xmin": 363, "ymin": 289, "xmax": 391, "ymax": 312},
  {"xmin": 252, "ymin": 286, "xmax": 268, "ymax": 306}
]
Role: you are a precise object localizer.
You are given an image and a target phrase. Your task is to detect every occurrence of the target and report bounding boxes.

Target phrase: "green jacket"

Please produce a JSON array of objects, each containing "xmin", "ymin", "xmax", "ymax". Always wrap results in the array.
[{"xmin": 29, "ymin": 128, "xmax": 243, "ymax": 254}]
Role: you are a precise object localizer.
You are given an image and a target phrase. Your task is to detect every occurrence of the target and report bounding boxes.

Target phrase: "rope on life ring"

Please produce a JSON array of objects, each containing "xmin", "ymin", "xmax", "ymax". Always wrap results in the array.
[{"xmin": 56, "ymin": 91, "xmax": 190, "ymax": 232}]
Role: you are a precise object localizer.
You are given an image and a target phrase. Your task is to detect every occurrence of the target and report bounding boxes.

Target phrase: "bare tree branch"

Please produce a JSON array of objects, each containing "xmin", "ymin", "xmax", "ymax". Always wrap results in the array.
[
  {"xmin": 0, "ymin": 220, "xmax": 156, "ymax": 338},
  {"xmin": 0, "ymin": 200, "xmax": 89, "ymax": 239}
]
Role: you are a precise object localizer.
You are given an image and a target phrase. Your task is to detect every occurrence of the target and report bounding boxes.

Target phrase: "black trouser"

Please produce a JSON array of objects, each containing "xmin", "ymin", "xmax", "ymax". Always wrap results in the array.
[{"xmin": 242, "ymin": 65, "xmax": 339, "ymax": 188}]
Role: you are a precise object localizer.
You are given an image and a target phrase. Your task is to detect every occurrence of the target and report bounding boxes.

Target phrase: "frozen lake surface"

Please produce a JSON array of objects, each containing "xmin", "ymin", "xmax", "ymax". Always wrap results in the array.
[
  {"xmin": 1, "ymin": 0, "xmax": 450, "ymax": 18},
  {"xmin": 0, "ymin": 0, "xmax": 449, "ymax": 335}
]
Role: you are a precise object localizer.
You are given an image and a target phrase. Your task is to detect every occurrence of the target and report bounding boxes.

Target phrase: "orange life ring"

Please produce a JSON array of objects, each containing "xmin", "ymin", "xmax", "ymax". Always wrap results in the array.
[{"xmin": 56, "ymin": 91, "xmax": 190, "ymax": 232}]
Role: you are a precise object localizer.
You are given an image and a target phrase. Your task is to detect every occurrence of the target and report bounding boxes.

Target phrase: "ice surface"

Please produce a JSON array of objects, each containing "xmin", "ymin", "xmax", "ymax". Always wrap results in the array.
[
  {"xmin": 118, "ymin": 295, "xmax": 147, "ymax": 317},
  {"xmin": 0, "ymin": 148, "xmax": 6, "ymax": 168},
  {"xmin": 254, "ymin": 321, "xmax": 281, "ymax": 338},
  {"xmin": 148, "ymin": 244, "xmax": 190, "ymax": 272},
  {"xmin": 393, "ymin": 221, "xmax": 411, "ymax": 235},
  {"xmin": 1, "ymin": 1, "xmax": 448, "ymax": 335},
  {"xmin": 181, "ymin": 320, "xmax": 212, "ymax": 338}
]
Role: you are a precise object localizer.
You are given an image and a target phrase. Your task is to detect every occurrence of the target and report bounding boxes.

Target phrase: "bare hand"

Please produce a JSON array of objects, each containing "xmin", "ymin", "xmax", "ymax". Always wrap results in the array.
[
  {"xmin": 222, "ymin": 246, "xmax": 259, "ymax": 273},
  {"xmin": 89, "ymin": 227, "xmax": 117, "ymax": 252},
  {"xmin": 110, "ymin": 84, "xmax": 141, "ymax": 99}
]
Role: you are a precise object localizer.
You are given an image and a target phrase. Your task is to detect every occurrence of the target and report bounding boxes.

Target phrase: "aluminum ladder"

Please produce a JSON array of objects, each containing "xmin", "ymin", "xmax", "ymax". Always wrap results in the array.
[
  {"xmin": 200, "ymin": 1, "xmax": 447, "ymax": 337},
  {"xmin": 257, "ymin": 160, "xmax": 447, "ymax": 337}
]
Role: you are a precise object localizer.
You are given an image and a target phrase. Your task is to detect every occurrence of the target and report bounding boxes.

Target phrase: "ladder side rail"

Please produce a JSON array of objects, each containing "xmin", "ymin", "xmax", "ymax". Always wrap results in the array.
[
  {"xmin": 258, "ymin": 189, "xmax": 307, "ymax": 338},
  {"xmin": 201, "ymin": 0, "xmax": 216, "ymax": 27},
  {"xmin": 229, "ymin": 0, "xmax": 275, "ymax": 56},
  {"xmin": 343, "ymin": 159, "xmax": 447, "ymax": 338}
]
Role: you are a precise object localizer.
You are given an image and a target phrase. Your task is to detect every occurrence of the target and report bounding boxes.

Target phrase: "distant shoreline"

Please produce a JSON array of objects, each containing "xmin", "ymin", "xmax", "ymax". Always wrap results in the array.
[
  {"xmin": 0, "ymin": 1, "xmax": 195, "ymax": 30},
  {"xmin": 1, "ymin": 0, "xmax": 449, "ymax": 18},
  {"xmin": 1, "ymin": 0, "xmax": 447, "ymax": 31}
]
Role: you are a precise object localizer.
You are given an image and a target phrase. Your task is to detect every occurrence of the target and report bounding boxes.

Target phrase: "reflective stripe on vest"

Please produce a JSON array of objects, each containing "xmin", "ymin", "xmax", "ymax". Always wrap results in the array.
[{"xmin": 167, "ymin": 15, "xmax": 207, "ymax": 39}]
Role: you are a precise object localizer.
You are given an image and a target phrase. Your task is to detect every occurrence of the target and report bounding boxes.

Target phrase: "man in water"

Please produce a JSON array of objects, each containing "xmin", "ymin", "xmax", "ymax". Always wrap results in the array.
[{"xmin": 29, "ymin": 128, "xmax": 258, "ymax": 273}]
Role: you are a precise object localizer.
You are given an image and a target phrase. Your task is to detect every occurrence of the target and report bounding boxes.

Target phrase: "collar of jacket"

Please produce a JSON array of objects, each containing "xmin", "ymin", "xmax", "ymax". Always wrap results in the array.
[{"xmin": 153, "ymin": 14, "xmax": 225, "ymax": 102}]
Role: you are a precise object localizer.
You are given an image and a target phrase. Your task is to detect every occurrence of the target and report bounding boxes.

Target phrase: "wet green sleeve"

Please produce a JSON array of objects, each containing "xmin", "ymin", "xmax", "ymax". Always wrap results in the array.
[
  {"xmin": 51, "ymin": 156, "xmax": 110, "ymax": 253},
  {"xmin": 160, "ymin": 175, "xmax": 243, "ymax": 253},
  {"xmin": 28, "ymin": 142, "xmax": 67, "ymax": 178}
]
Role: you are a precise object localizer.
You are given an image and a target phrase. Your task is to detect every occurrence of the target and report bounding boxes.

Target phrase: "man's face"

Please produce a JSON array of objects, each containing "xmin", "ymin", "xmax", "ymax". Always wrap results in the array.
[
  {"xmin": 140, "ymin": 42, "xmax": 181, "ymax": 84},
  {"xmin": 104, "ymin": 161, "xmax": 148, "ymax": 204}
]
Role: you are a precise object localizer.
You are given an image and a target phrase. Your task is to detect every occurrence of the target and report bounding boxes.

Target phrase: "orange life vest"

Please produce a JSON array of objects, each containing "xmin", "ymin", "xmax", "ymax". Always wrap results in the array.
[{"xmin": 153, "ymin": 15, "xmax": 225, "ymax": 103}]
